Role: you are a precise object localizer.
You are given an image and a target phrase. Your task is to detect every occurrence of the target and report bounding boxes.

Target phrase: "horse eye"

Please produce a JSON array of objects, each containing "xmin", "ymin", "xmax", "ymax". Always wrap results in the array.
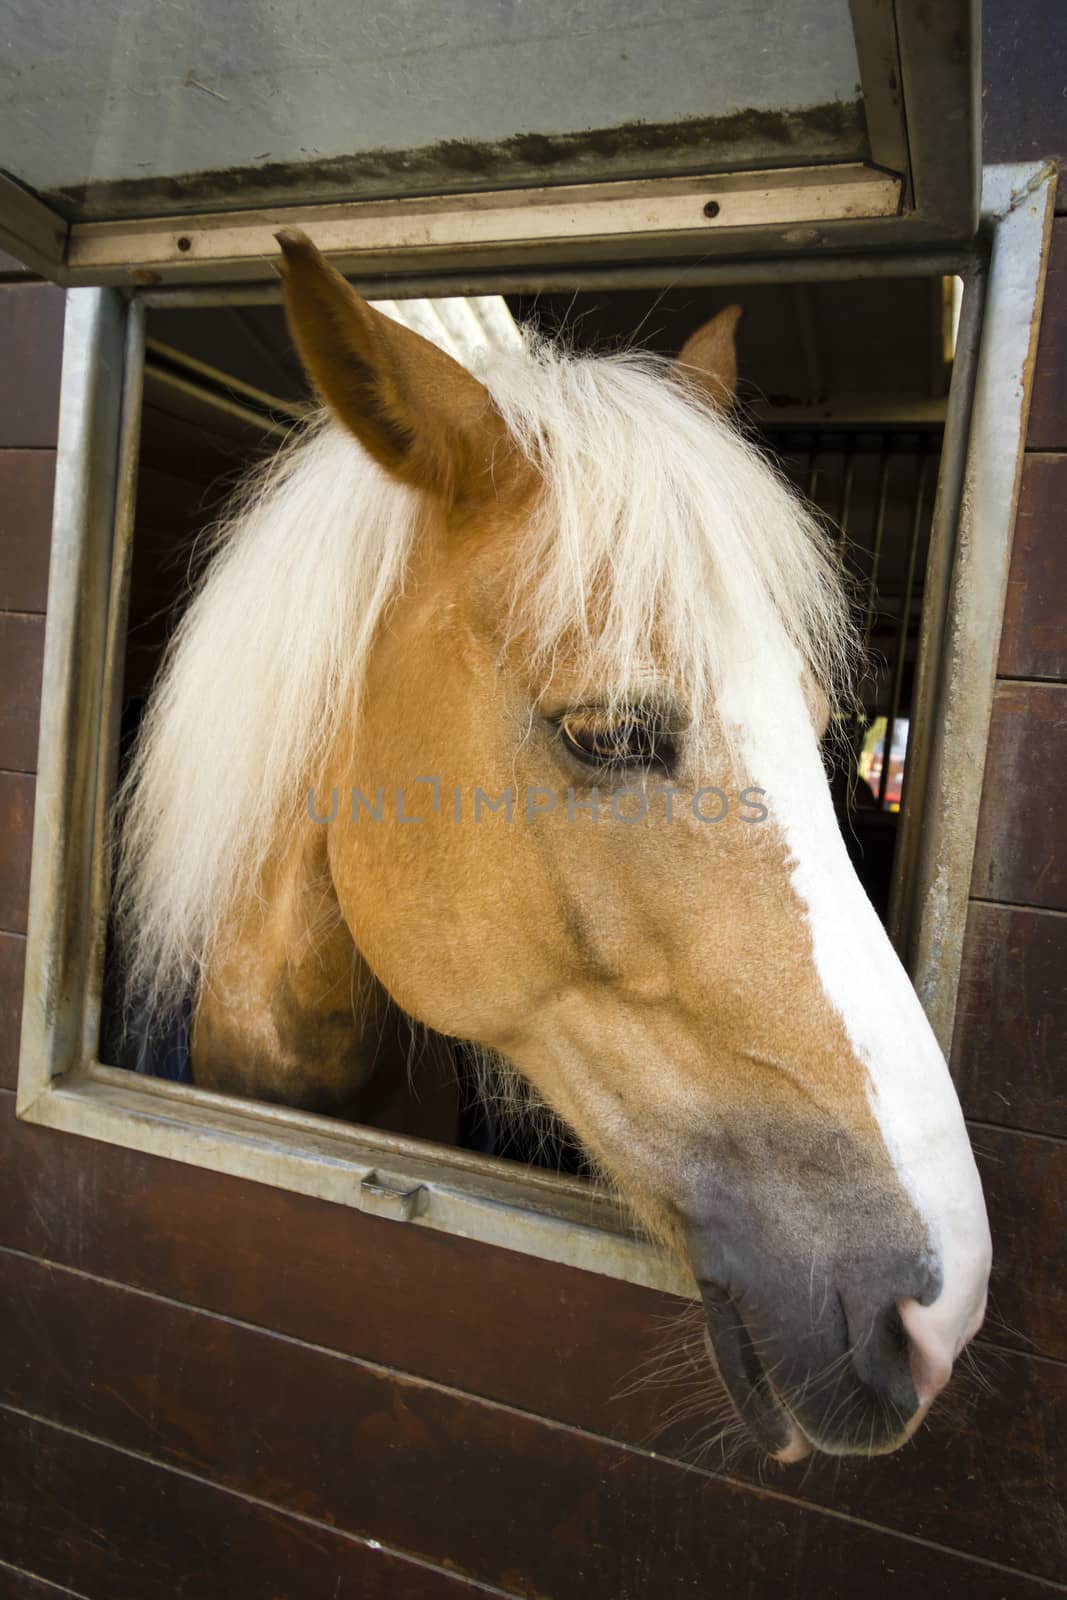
[{"xmin": 558, "ymin": 711, "xmax": 676, "ymax": 772}]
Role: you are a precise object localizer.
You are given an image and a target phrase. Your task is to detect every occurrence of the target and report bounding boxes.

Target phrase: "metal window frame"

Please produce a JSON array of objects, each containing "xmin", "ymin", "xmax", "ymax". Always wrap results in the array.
[
  {"xmin": 0, "ymin": 1, "xmax": 979, "ymax": 287},
  {"xmin": 15, "ymin": 163, "xmax": 1054, "ymax": 1299}
]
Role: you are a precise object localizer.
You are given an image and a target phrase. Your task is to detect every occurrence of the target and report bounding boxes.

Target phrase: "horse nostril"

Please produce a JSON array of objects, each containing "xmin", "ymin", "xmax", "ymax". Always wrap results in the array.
[
  {"xmin": 847, "ymin": 1300, "xmax": 921, "ymax": 1414},
  {"xmin": 889, "ymin": 1303, "xmax": 910, "ymax": 1357},
  {"xmin": 898, "ymin": 1296, "xmax": 960, "ymax": 1406}
]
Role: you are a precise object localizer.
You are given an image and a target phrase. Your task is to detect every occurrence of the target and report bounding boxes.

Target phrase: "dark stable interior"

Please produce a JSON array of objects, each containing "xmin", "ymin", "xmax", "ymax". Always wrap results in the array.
[{"xmin": 102, "ymin": 276, "xmax": 949, "ymax": 1166}]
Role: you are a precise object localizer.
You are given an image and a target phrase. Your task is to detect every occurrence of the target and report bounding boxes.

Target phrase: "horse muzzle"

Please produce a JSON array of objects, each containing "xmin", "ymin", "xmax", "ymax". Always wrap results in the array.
[
  {"xmin": 693, "ymin": 1269, "xmax": 945, "ymax": 1460},
  {"xmin": 677, "ymin": 1111, "xmax": 990, "ymax": 1459},
  {"xmin": 683, "ymin": 1202, "xmax": 988, "ymax": 1459}
]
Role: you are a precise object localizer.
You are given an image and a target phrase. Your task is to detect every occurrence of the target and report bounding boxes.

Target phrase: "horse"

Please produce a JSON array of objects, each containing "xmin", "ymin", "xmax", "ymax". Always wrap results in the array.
[{"xmin": 114, "ymin": 229, "xmax": 991, "ymax": 1463}]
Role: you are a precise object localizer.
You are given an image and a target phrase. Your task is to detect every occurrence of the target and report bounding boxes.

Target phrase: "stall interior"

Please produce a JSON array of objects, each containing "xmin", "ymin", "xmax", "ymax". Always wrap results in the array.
[{"xmin": 102, "ymin": 274, "xmax": 952, "ymax": 1166}]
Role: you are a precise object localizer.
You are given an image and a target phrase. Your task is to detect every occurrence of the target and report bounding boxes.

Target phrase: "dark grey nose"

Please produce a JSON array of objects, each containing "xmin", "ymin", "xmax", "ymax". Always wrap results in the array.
[
  {"xmin": 678, "ymin": 1108, "xmax": 943, "ymax": 1455},
  {"xmin": 690, "ymin": 1258, "xmax": 941, "ymax": 1456}
]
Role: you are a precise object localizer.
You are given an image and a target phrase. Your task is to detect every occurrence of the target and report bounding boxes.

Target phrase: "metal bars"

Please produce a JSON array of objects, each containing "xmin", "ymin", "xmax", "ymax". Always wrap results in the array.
[
  {"xmin": 764, "ymin": 426, "xmax": 942, "ymax": 816},
  {"xmin": 879, "ymin": 449, "xmax": 933, "ymax": 809}
]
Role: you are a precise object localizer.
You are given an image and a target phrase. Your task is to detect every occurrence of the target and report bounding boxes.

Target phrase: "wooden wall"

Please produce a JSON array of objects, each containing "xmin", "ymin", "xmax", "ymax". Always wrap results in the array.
[
  {"xmin": 948, "ymin": 0, "xmax": 1067, "ymax": 1320},
  {"xmin": 0, "ymin": 271, "xmax": 62, "ymax": 1093},
  {"xmin": 1, "ymin": 9, "xmax": 1065, "ymax": 1594}
]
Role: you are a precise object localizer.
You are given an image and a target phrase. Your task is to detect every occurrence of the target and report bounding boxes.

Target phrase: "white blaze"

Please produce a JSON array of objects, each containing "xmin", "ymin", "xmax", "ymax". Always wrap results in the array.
[{"xmin": 719, "ymin": 643, "xmax": 992, "ymax": 1393}]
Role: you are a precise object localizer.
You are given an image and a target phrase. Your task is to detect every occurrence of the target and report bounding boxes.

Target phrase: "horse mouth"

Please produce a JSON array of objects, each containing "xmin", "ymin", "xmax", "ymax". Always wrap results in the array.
[
  {"xmin": 699, "ymin": 1283, "xmax": 811, "ymax": 1462},
  {"xmin": 699, "ymin": 1284, "xmax": 928, "ymax": 1462}
]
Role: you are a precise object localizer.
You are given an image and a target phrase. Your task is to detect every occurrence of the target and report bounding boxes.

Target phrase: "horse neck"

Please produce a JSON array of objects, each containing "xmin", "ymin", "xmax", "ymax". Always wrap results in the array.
[
  {"xmin": 190, "ymin": 816, "xmax": 459, "ymax": 1136},
  {"xmin": 189, "ymin": 815, "xmax": 369, "ymax": 1103}
]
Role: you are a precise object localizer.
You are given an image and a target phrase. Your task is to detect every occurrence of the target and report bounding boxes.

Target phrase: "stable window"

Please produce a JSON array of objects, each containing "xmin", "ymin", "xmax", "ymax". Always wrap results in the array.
[{"xmin": 8, "ymin": 1, "xmax": 1055, "ymax": 1292}]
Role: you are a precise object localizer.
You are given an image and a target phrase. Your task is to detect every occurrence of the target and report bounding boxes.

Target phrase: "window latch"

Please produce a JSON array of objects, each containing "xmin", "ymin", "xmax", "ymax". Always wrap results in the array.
[{"xmin": 359, "ymin": 1173, "xmax": 428, "ymax": 1222}]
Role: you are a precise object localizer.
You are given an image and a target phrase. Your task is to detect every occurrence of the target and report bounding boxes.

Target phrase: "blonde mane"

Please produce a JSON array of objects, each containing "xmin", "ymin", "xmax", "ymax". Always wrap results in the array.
[{"xmin": 115, "ymin": 334, "xmax": 854, "ymax": 1012}]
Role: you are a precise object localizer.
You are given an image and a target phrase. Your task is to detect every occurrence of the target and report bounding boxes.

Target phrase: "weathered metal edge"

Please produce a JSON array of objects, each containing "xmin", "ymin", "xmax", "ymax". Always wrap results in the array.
[
  {"xmin": 63, "ymin": 164, "xmax": 903, "ymax": 287},
  {"xmin": 17, "ymin": 289, "xmax": 127, "ymax": 1114},
  {"xmin": 0, "ymin": 169, "xmax": 68, "ymax": 279},
  {"xmin": 894, "ymin": 161, "xmax": 1058, "ymax": 1050},
  {"xmin": 33, "ymin": 1068, "xmax": 697, "ymax": 1299}
]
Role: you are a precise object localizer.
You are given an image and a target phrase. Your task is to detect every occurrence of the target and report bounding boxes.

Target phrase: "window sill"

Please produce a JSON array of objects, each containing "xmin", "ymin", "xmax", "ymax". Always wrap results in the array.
[{"xmin": 18, "ymin": 1061, "xmax": 695, "ymax": 1299}]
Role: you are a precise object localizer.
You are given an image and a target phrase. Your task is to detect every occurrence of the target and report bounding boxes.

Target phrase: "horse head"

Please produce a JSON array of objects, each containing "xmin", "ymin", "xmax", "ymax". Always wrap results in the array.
[{"xmin": 132, "ymin": 228, "xmax": 992, "ymax": 1462}]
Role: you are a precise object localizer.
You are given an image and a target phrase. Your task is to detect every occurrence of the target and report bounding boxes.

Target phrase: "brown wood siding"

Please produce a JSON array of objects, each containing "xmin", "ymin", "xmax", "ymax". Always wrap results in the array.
[
  {"xmin": 999, "ymin": 453, "xmax": 1067, "ymax": 681},
  {"xmin": 0, "ymin": 288, "xmax": 57, "ymax": 1104},
  {"xmin": 0, "ymin": 15, "xmax": 1064, "ymax": 1593},
  {"xmin": 0, "ymin": 1562, "xmax": 94, "ymax": 1600},
  {"xmin": 948, "ymin": 110, "xmax": 1067, "ymax": 1600},
  {"xmin": 982, "ymin": 0, "xmax": 1067, "ymax": 202},
  {"xmin": 0, "ymin": 451, "xmax": 55, "ymax": 613},
  {"xmin": 0, "ymin": 284, "xmax": 58, "ymax": 957},
  {"xmin": 955, "ymin": 0, "xmax": 1067, "ymax": 1161},
  {"xmin": 0, "ymin": 284, "xmax": 64, "ymax": 448},
  {"xmin": 9, "ymin": 1396, "xmax": 1063, "ymax": 1600},
  {"xmin": 0, "ymin": 613, "xmax": 45, "ymax": 773},
  {"xmin": 0, "ymin": 772, "xmax": 34, "ymax": 936},
  {"xmin": 954, "ymin": 214, "xmax": 1067, "ymax": 1157},
  {"xmin": 969, "ymin": 682, "xmax": 1067, "ymax": 911},
  {"xmin": 954, "ymin": 901, "xmax": 1067, "ymax": 1137},
  {"xmin": 1026, "ymin": 220, "xmax": 1067, "ymax": 452},
  {"xmin": 0, "ymin": 279, "xmax": 63, "ymax": 1596},
  {"xmin": 0, "ymin": 931, "xmax": 26, "ymax": 1093},
  {"xmin": 0, "ymin": 1097, "xmax": 1064, "ymax": 1591},
  {"xmin": 0, "ymin": 1408, "xmax": 499, "ymax": 1600}
]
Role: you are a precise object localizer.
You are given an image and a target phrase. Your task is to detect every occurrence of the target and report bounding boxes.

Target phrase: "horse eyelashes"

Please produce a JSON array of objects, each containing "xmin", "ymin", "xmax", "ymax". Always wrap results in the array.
[{"xmin": 557, "ymin": 709, "xmax": 678, "ymax": 774}]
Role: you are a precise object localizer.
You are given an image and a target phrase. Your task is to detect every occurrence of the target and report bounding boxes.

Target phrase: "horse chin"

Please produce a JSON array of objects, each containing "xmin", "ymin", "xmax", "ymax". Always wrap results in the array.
[
  {"xmin": 770, "ymin": 1419, "xmax": 813, "ymax": 1464},
  {"xmin": 793, "ymin": 1395, "xmax": 932, "ymax": 1460}
]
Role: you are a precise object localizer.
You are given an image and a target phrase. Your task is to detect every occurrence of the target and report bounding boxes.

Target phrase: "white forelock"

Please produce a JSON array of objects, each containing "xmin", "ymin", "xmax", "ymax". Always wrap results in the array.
[{"xmin": 115, "ymin": 333, "xmax": 854, "ymax": 1011}]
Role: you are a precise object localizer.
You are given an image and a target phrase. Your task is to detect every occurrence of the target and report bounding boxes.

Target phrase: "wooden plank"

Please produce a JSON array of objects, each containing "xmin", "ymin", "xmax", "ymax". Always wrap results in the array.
[
  {"xmin": 1027, "ymin": 219, "xmax": 1067, "ymax": 450},
  {"xmin": 999, "ymin": 454, "xmax": 1067, "ymax": 681},
  {"xmin": 9, "ymin": 1088, "xmax": 1067, "ymax": 1370},
  {"xmin": 982, "ymin": 0, "xmax": 1067, "ymax": 204},
  {"xmin": 0, "ymin": 251, "xmax": 37, "ymax": 277},
  {"xmin": 0, "ymin": 1408, "xmax": 501, "ymax": 1600},
  {"xmin": 1, "ymin": 1247, "xmax": 1064, "ymax": 1586},
  {"xmin": 953, "ymin": 902, "xmax": 1067, "ymax": 1137},
  {"xmin": 0, "ymin": 451, "xmax": 55, "ymax": 613},
  {"xmin": 0, "ymin": 933, "xmax": 25, "ymax": 1093},
  {"xmin": 0, "ymin": 285, "xmax": 65, "ymax": 450},
  {"xmin": 971, "ymin": 682, "xmax": 1067, "ymax": 911},
  {"xmin": 0, "ymin": 614, "xmax": 43, "ymax": 773},
  {"xmin": 0, "ymin": 1091, "xmax": 1062, "ymax": 1401},
  {"xmin": 0, "ymin": 1097, "xmax": 696, "ymax": 1443},
  {"xmin": 0, "ymin": 1561, "xmax": 91, "ymax": 1600},
  {"xmin": 0, "ymin": 774, "xmax": 34, "ymax": 935},
  {"xmin": 977, "ymin": 1125, "xmax": 1067, "ymax": 1366}
]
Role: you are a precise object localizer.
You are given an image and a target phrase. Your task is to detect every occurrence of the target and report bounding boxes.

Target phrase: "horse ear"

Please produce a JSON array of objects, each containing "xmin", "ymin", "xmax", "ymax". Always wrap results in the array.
[
  {"xmin": 275, "ymin": 229, "xmax": 505, "ymax": 502},
  {"xmin": 673, "ymin": 305, "xmax": 743, "ymax": 414}
]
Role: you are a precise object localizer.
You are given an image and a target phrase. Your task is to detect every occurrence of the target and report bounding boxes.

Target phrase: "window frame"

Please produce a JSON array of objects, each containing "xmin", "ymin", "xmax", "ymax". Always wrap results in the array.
[
  {"xmin": 0, "ymin": 0, "xmax": 981, "ymax": 283},
  {"xmin": 15, "ymin": 162, "xmax": 1055, "ymax": 1299}
]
